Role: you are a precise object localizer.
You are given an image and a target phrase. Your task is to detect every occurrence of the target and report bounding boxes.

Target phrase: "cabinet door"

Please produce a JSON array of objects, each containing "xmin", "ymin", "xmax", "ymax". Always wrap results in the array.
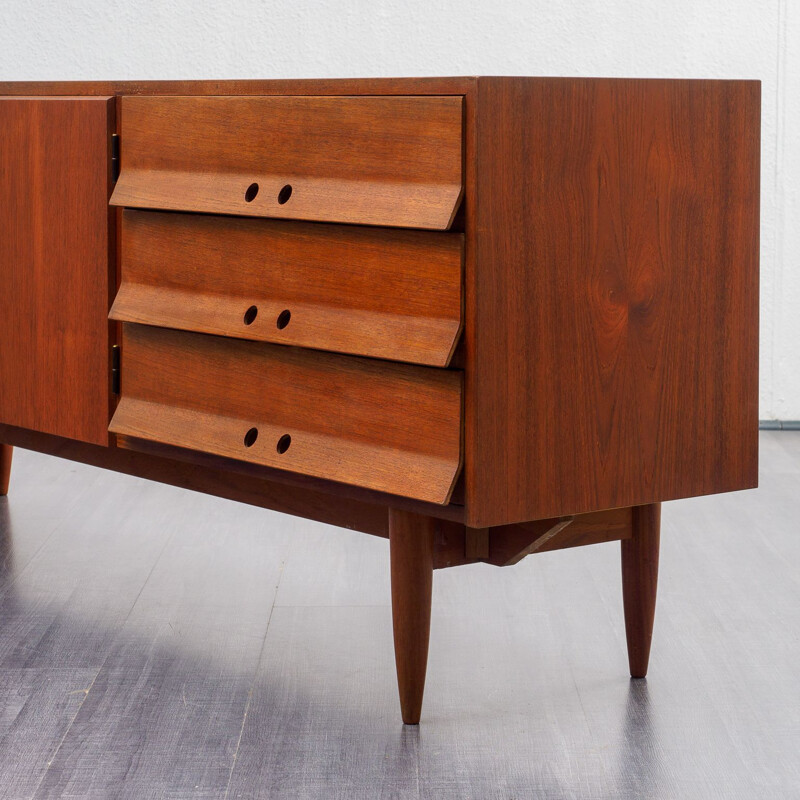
[{"xmin": 0, "ymin": 96, "xmax": 114, "ymax": 445}]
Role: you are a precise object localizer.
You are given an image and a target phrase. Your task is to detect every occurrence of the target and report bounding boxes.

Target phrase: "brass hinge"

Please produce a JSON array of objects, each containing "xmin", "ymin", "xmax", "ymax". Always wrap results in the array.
[
  {"xmin": 111, "ymin": 133, "xmax": 120, "ymax": 182},
  {"xmin": 111, "ymin": 344, "xmax": 121, "ymax": 394}
]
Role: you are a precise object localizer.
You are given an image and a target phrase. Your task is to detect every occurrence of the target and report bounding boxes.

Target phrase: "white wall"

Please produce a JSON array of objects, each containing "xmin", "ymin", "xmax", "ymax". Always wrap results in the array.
[{"xmin": 1, "ymin": 0, "xmax": 797, "ymax": 419}]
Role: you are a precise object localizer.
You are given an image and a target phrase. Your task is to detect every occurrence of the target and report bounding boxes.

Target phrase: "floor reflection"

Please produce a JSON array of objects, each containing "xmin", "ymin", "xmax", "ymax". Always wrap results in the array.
[
  {"xmin": 610, "ymin": 677, "xmax": 660, "ymax": 799},
  {"xmin": 0, "ymin": 499, "xmax": 14, "ymax": 587}
]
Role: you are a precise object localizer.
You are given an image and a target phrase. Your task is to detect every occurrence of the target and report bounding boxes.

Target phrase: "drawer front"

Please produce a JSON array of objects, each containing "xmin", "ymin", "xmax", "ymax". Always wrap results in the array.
[
  {"xmin": 110, "ymin": 95, "xmax": 463, "ymax": 230},
  {"xmin": 109, "ymin": 325, "xmax": 463, "ymax": 504},
  {"xmin": 111, "ymin": 210, "xmax": 463, "ymax": 367}
]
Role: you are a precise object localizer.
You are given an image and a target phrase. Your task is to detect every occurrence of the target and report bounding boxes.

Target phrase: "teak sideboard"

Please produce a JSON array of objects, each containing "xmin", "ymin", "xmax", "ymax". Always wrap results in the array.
[{"xmin": 0, "ymin": 77, "xmax": 760, "ymax": 724}]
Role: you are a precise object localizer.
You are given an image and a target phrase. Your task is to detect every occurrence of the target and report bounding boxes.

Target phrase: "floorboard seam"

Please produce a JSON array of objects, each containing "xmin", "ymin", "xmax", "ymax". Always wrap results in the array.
[
  {"xmin": 27, "ymin": 504, "xmax": 179, "ymax": 799},
  {"xmin": 0, "ymin": 471, "xmax": 103, "ymax": 604},
  {"xmin": 27, "ymin": 664, "xmax": 103, "ymax": 800},
  {"xmin": 224, "ymin": 557, "xmax": 286, "ymax": 800},
  {"xmin": 90, "ymin": 501, "xmax": 181, "ymax": 650}
]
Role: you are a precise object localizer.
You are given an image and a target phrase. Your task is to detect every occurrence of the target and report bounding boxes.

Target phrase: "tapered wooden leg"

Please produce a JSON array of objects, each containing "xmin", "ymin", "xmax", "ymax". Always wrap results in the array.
[
  {"xmin": 621, "ymin": 503, "xmax": 661, "ymax": 678},
  {"xmin": 0, "ymin": 445, "xmax": 12, "ymax": 496},
  {"xmin": 389, "ymin": 509, "xmax": 435, "ymax": 725}
]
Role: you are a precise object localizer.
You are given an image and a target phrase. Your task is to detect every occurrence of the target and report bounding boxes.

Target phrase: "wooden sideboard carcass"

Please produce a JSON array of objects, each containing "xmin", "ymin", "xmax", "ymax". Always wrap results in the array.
[{"xmin": 0, "ymin": 77, "xmax": 760, "ymax": 723}]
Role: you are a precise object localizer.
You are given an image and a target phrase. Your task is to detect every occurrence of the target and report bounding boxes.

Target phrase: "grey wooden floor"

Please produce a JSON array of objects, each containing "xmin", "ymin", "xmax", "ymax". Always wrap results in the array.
[{"xmin": 0, "ymin": 433, "xmax": 798, "ymax": 799}]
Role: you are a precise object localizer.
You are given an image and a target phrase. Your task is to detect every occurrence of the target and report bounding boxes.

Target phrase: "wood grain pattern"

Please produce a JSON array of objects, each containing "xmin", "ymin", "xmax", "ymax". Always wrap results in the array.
[
  {"xmin": 430, "ymin": 507, "xmax": 633, "ymax": 570},
  {"xmin": 0, "ymin": 444, "xmax": 11, "ymax": 496},
  {"xmin": 0, "ymin": 78, "xmax": 759, "ymax": 528},
  {"xmin": 464, "ymin": 527, "xmax": 489, "ymax": 560},
  {"xmin": 465, "ymin": 77, "xmax": 760, "ymax": 527},
  {"xmin": 487, "ymin": 517, "xmax": 574, "ymax": 567},
  {"xmin": 389, "ymin": 509, "xmax": 435, "ymax": 724},
  {"xmin": 112, "ymin": 210, "xmax": 463, "ymax": 366},
  {"xmin": 28, "ymin": 491, "xmax": 289, "ymax": 800},
  {"xmin": 621, "ymin": 503, "xmax": 661, "ymax": 678},
  {"xmin": 495, "ymin": 518, "xmax": 576, "ymax": 566},
  {"xmin": 0, "ymin": 668, "xmax": 100, "ymax": 799},
  {"xmin": 484, "ymin": 508, "xmax": 634, "ymax": 567},
  {"xmin": 0, "ymin": 422, "xmax": 466, "ymax": 532},
  {"xmin": 110, "ymin": 324, "xmax": 463, "ymax": 504},
  {"xmin": 111, "ymin": 434, "xmax": 466, "ymax": 524},
  {"xmin": 0, "ymin": 78, "xmax": 478, "ymax": 98},
  {"xmin": 111, "ymin": 95, "xmax": 464, "ymax": 230},
  {"xmin": 0, "ymin": 96, "xmax": 114, "ymax": 446},
  {"xmin": 535, "ymin": 506, "xmax": 633, "ymax": 553},
  {"xmin": 0, "ymin": 422, "xmax": 390, "ymax": 535}
]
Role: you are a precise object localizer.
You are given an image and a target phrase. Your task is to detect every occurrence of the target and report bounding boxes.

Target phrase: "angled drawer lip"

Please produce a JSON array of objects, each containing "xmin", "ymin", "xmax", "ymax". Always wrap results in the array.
[
  {"xmin": 109, "ymin": 324, "xmax": 464, "ymax": 505},
  {"xmin": 110, "ymin": 94, "xmax": 464, "ymax": 230},
  {"xmin": 110, "ymin": 210, "xmax": 464, "ymax": 367}
]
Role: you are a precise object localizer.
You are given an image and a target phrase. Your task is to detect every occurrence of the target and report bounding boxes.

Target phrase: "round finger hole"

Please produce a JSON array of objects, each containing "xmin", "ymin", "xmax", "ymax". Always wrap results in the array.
[
  {"xmin": 244, "ymin": 427, "xmax": 259, "ymax": 447},
  {"xmin": 243, "ymin": 305, "xmax": 258, "ymax": 325},
  {"xmin": 278, "ymin": 184, "xmax": 292, "ymax": 204},
  {"xmin": 276, "ymin": 309, "xmax": 291, "ymax": 330},
  {"xmin": 244, "ymin": 182, "xmax": 259, "ymax": 202},
  {"xmin": 276, "ymin": 434, "xmax": 291, "ymax": 454}
]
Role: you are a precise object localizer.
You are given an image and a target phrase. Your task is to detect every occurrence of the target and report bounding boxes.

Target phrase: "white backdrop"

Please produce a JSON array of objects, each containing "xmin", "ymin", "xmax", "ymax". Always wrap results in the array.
[{"xmin": 1, "ymin": 0, "xmax": 797, "ymax": 420}]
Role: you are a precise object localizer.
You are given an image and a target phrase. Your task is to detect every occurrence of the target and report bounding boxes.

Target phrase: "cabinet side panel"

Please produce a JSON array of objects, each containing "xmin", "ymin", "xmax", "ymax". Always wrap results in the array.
[
  {"xmin": 467, "ymin": 78, "xmax": 760, "ymax": 527},
  {"xmin": 0, "ymin": 97, "xmax": 113, "ymax": 445}
]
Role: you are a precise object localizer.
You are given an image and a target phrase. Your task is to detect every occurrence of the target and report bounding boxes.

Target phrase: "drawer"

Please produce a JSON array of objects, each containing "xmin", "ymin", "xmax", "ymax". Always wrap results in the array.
[
  {"xmin": 111, "ymin": 210, "xmax": 463, "ymax": 367},
  {"xmin": 109, "ymin": 324, "xmax": 463, "ymax": 504},
  {"xmin": 110, "ymin": 95, "xmax": 463, "ymax": 230}
]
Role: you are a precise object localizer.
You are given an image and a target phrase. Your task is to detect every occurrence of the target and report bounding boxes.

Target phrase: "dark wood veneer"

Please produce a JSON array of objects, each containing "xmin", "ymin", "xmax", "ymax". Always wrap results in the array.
[
  {"xmin": 113, "ymin": 210, "xmax": 463, "ymax": 366},
  {"xmin": 0, "ymin": 96, "xmax": 115, "ymax": 446},
  {"xmin": 0, "ymin": 444, "xmax": 11, "ymax": 496},
  {"xmin": 111, "ymin": 94, "xmax": 464, "ymax": 230},
  {"xmin": 622, "ymin": 504, "xmax": 661, "ymax": 678},
  {"xmin": 466, "ymin": 78, "xmax": 760, "ymax": 527},
  {"xmin": 111, "ymin": 324, "xmax": 463, "ymax": 505},
  {"xmin": 389, "ymin": 510, "xmax": 435, "ymax": 724}
]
